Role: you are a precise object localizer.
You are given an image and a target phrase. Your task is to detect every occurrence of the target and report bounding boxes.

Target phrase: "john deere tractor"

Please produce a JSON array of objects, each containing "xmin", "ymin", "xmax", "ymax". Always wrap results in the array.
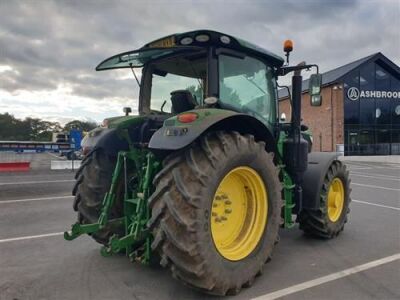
[{"xmin": 65, "ymin": 30, "xmax": 351, "ymax": 295}]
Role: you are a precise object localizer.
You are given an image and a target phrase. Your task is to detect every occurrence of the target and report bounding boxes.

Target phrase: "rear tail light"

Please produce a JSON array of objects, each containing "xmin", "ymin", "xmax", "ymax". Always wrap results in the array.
[{"xmin": 177, "ymin": 113, "xmax": 198, "ymax": 123}]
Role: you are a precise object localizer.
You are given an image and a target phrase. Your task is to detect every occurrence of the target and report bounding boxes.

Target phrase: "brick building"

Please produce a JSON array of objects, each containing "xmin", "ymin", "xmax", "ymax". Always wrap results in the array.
[{"xmin": 278, "ymin": 52, "xmax": 400, "ymax": 155}]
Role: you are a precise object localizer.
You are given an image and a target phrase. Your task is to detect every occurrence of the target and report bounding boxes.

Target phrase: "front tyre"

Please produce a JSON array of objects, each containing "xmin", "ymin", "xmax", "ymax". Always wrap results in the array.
[
  {"xmin": 148, "ymin": 132, "xmax": 282, "ymax": 295},
  {"xmin": 299, "ymin": 160, "xmax": 351, "ymax": 238}
]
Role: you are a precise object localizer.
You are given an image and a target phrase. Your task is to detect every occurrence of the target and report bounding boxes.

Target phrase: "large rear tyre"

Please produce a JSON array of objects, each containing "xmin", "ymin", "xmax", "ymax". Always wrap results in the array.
[
  {"xmin": 148, "ymin": 131, "xmax": 282, "ymax": 295},
  {"xmin": 298, "ymin": 160, "xmax": 351, "ymax": 238},
  {"xmin": 72, "ymin": 149, "xmax": 123, "ymax": 244}
]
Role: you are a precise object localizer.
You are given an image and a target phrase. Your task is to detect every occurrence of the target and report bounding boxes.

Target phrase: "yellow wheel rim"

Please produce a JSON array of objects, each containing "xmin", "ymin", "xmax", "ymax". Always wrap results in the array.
[
  {"xmin": 327, "ymin": 177, "xmax": 345, "ymax": 222},
  {"xmin": 210, "ymin": 166, "xmax": 268, "ymax": 261}
]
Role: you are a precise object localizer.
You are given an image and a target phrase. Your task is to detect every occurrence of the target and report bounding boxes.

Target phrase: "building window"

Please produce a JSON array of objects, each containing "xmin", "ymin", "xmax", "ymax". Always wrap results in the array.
[
  {"xmin": 359, "ymin": 62, "xmax": 375, "ymax": 125},
  {"xmin": 375, "ymin": 65, "xmax": 390, "ymax": 90},
  {"xmin": 392, "ymin": 77, "xmax": 400, "ymax": 125},
  {"xmin": 342, "ymin": 57, "xmax": 400, "ymax": 156},
  {"xmin": 392, "ymin": 129, "xmax": 400, "ymax": 155},
  {"xmin": 375, "ymin": 65, "xmax": 391, "ymax": 125}
]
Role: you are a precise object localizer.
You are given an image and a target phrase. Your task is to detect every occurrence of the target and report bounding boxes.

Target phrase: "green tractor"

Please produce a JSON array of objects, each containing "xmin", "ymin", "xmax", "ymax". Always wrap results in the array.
[{"xmin": 65, "ymin": 30, "xmax": 351, "ymax": 295}]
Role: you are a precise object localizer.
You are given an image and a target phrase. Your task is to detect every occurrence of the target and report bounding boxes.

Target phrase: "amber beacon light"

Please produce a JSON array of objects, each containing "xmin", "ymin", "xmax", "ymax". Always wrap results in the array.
[
  {"xmin": 283, "ymin": 39, "xmax": 293, "ymax": 64},
  {"xmin": 283, "ymin": 39, "xmax": 293, "ymax": 52}
]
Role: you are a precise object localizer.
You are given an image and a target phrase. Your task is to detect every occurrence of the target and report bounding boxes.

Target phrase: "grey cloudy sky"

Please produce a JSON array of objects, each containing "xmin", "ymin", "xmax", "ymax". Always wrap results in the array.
[{"xmin": 0, "ymin": 0, "xmax": 399, "ymax": 123}]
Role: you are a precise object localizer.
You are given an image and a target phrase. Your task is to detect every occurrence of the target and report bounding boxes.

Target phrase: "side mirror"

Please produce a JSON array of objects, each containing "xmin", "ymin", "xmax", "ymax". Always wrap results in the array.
[
  {"xmin": 280, "ymin": 113, "xmax": 287, "ymax": 122},
  {"xmin": 123, "ymin": 107, "xmax": 132, "ymax": 116},
  {"xmin": 309, "ymin": 74, "xmax": 322, "ymax": 106}
]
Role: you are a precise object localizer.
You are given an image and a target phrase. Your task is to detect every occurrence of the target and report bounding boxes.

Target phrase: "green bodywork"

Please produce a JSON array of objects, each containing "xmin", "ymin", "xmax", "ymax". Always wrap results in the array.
[
  {"xmin": 65, "ymin": 148, "xmax": 161, "ymax": 263},
  {"xmin": 277, "ymin": 131, "xmax": 296, "ymax": 228},
  {"xmin": 65, "ymin": 112, "xmax": 299, "ymax": 261},
  {"xmin": 65, "ymin": 116, "xmax": 162, "ymax": 263},
  {"xmin": 105, "ymin": 115, "xmax": 147, "ymax": 130},
  {"xmin": 64, "ymin": 27, "xmax": 301, "ymax": 259},
  {"xmin": 97, "ymin": 30, "xmax": 284, "ymax": 71}
]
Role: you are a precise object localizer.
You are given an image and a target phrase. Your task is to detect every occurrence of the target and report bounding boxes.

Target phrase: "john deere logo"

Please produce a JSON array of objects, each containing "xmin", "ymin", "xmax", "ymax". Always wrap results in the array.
[{"xmin": 347, "ymin": 87, "xmax": 360, "ymax": 101}]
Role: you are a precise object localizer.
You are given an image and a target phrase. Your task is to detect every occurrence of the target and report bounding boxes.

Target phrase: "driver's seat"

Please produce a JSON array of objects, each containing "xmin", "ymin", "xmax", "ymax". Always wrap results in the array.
[{"xmin": 170, "ymin": 90, "xmax": 197, "ymax": 113}]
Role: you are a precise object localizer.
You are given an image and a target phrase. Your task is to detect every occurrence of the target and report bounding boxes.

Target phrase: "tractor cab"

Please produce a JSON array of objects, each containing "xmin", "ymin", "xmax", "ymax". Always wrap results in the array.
[{"xmin": 96, "ymin": 30, "xmax": 286, "ymax": 131}]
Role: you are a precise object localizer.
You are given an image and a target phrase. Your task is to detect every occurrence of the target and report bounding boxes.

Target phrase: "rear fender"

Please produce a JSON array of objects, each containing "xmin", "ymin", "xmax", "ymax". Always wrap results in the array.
[
  {"xmin": 301, "ymin": 152, "xmax": 339, "ymax": 210},
  {"xmin": 82, "ymin": 115, "xmax": 167, "ymax": 157},
  {"xmin": 148, "ymin": 108, "xmax": 277, "ymax": 153},
  {"xmin": 81, "ymin": 127, "xmax": 129, "ymax": 157}
]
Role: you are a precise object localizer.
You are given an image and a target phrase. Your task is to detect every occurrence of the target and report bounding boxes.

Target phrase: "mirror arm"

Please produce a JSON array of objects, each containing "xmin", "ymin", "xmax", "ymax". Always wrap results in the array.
[{"xmin": 277, "ymin": 64, "xmax": 319, "ymax": 77}]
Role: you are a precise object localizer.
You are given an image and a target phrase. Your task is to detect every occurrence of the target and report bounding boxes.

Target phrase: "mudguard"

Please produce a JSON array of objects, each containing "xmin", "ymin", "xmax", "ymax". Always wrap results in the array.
[
  {"xmin": 81, "ymin": 115, "xmax": 148, "ymax": 156},
  {"xmin": 81, "ymin": 127, "xmax": 129, "ymax": 156},
  {"xmin": 301, "ymin": 152, "xmax": 339, "ymax": 210},
  {"xmin": 148, "ymin": 108, "xmax": 276, "ymax": 152}
]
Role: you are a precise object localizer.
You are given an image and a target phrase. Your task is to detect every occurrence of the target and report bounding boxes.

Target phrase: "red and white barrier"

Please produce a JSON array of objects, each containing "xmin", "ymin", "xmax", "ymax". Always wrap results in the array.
[{"xmin": 0, "ymin": 162, "xmax": 30, "ymax": 172}]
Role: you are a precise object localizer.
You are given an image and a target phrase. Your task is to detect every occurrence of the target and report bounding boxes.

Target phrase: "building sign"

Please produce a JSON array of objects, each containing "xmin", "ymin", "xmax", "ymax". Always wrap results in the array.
[{"xmin": 347, "ymin": 87, "xmax": 400, "ymax": 101}]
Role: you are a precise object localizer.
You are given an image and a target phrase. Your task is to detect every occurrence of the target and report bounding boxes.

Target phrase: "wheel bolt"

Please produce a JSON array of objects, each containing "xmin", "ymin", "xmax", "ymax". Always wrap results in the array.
[
  {"xmin": 225, "ymin": 209, "xmax": 232, "ymax": 214},
  {"xmin": 215, "ymin": 196, "xmax": 222, "ymax": 200},
  {"xmin": 213, "ymin": 203, "xmax": 218, "ymax": 207},
  {"xmin": 225, "ymin": 200, "xmax": 232, "ymax": 205},
  {"xmin": 215, "ymin": 217, "xmax": 222, "ymax": 222},
  {"xmin": 212, "ymin": 212, "xmax": 217, "ymax": 217},
  {"xmin": 221, "ymin": 216, "xmax": 227, "ymax": 221},
  {"xmin": 221, "ymin": 194, "xmax": 228, "ymax": 199}
]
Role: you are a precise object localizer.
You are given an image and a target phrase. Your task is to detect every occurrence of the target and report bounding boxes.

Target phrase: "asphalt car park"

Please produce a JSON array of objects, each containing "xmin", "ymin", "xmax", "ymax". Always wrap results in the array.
[{"xmin": 0, "ymin": 154, "xmax": 399, "ymax": 300}]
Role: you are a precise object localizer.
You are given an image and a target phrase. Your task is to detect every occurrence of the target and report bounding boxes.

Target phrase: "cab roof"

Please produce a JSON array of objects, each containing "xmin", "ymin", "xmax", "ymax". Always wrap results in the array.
[
  {"xmin": 143, "ymin": 30, "xmax": 284, "ymax": 66},
  {"xmin": 96, "ymin": 29, "xmax": 285, "ymax": 71}
]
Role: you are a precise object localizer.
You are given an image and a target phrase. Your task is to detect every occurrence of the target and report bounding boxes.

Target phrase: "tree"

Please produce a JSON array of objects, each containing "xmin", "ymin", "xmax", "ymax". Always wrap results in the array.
[
  {"xmin": 186, "ymin": 84, "xmax": 203, "ymax": 103},
  {"xmin": 0, "ymin": 113, "xmax": 30, "ymax": 140},
  {"xmin": 0, "ymin": 113, "xmax": 96, "ymax": 141},
  {"xmin": 63, "ymin": 120, "xmax": 97, "ymax": 132},
  {"xmin": 220, "ymin": 83, "xmax": 241, "ymax": 106}
]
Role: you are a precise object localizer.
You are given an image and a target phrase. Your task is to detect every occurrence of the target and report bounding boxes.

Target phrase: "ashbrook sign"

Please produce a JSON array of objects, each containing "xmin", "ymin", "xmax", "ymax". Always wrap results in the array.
[{"xmin": 347, "ymin": 87, "xmax": 400, "ymax": 101}]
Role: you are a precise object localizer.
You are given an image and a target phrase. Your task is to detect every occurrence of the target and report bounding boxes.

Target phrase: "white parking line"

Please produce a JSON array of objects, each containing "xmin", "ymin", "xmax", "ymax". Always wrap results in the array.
[
  {"xmin": 346, "ymin": 163, "xmax": 378, "ymax": 169},
  {"xmin": 346, "ymin": 162, "xmax": 371, "ymax": 166},
  {"xmin": 0, "ymin": 232, "xmax": 64, "ymax": 243},
  {"xmin": 0, "ymin": 195, "xmax": 73, "ymax": 204},
  {"xmin": 350, "ymin": 171, "xmax": 400, "ymax": 180},
  {"xmin": 252, "ymin": 253, "xmax": 400, "ymax": 300},
  {"xmin": 351, "ymin": 173, "xmax": 400, "ymax": 181},
  {"xmin": 387, "ymin": 163, "xmax": 400, "ymax": 168},
  {"xmin": 353, "ymin": 199, "xmax": 400, "ymax": 211},
  {"xmin": 0, "ymin": 179, "xmax": 74, "ymax": 186},
  {"xmin": 348, "ymin": 167, "xmax": 372, "ymax": 170},
  {"xmin": 346, "ymin": 162, "xmax": 400, "ymax": 170},
  {"xmin": 351, "ymin": 182, "xmax": 400, "ymax": 191}
]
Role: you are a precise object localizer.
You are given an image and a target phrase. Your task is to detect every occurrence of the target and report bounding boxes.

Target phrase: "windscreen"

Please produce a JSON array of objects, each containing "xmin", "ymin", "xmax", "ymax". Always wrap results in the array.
[{"xmin": 219, "ymin": 54, "xmax": 277, "ymax": 126}]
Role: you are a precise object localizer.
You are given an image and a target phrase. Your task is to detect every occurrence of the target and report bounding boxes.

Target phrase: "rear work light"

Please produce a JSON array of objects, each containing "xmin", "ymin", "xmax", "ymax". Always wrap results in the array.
[
  {"xmin": 101, "ymin": 119, "xmax": 109, "ymax": 127},
  {"xmin": 177, "ymin": 112, "xmax": 198, "ymax": 123},
  {"xmin": 82, "ymin": 146, "xmax": 91, "ymax": 156}
]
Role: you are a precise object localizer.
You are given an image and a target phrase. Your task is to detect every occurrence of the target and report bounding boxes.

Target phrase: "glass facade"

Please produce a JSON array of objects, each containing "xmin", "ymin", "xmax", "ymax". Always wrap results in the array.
[{"xmin": 343, "ymin": 61, "xmax": 400, "ymax": 155}]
